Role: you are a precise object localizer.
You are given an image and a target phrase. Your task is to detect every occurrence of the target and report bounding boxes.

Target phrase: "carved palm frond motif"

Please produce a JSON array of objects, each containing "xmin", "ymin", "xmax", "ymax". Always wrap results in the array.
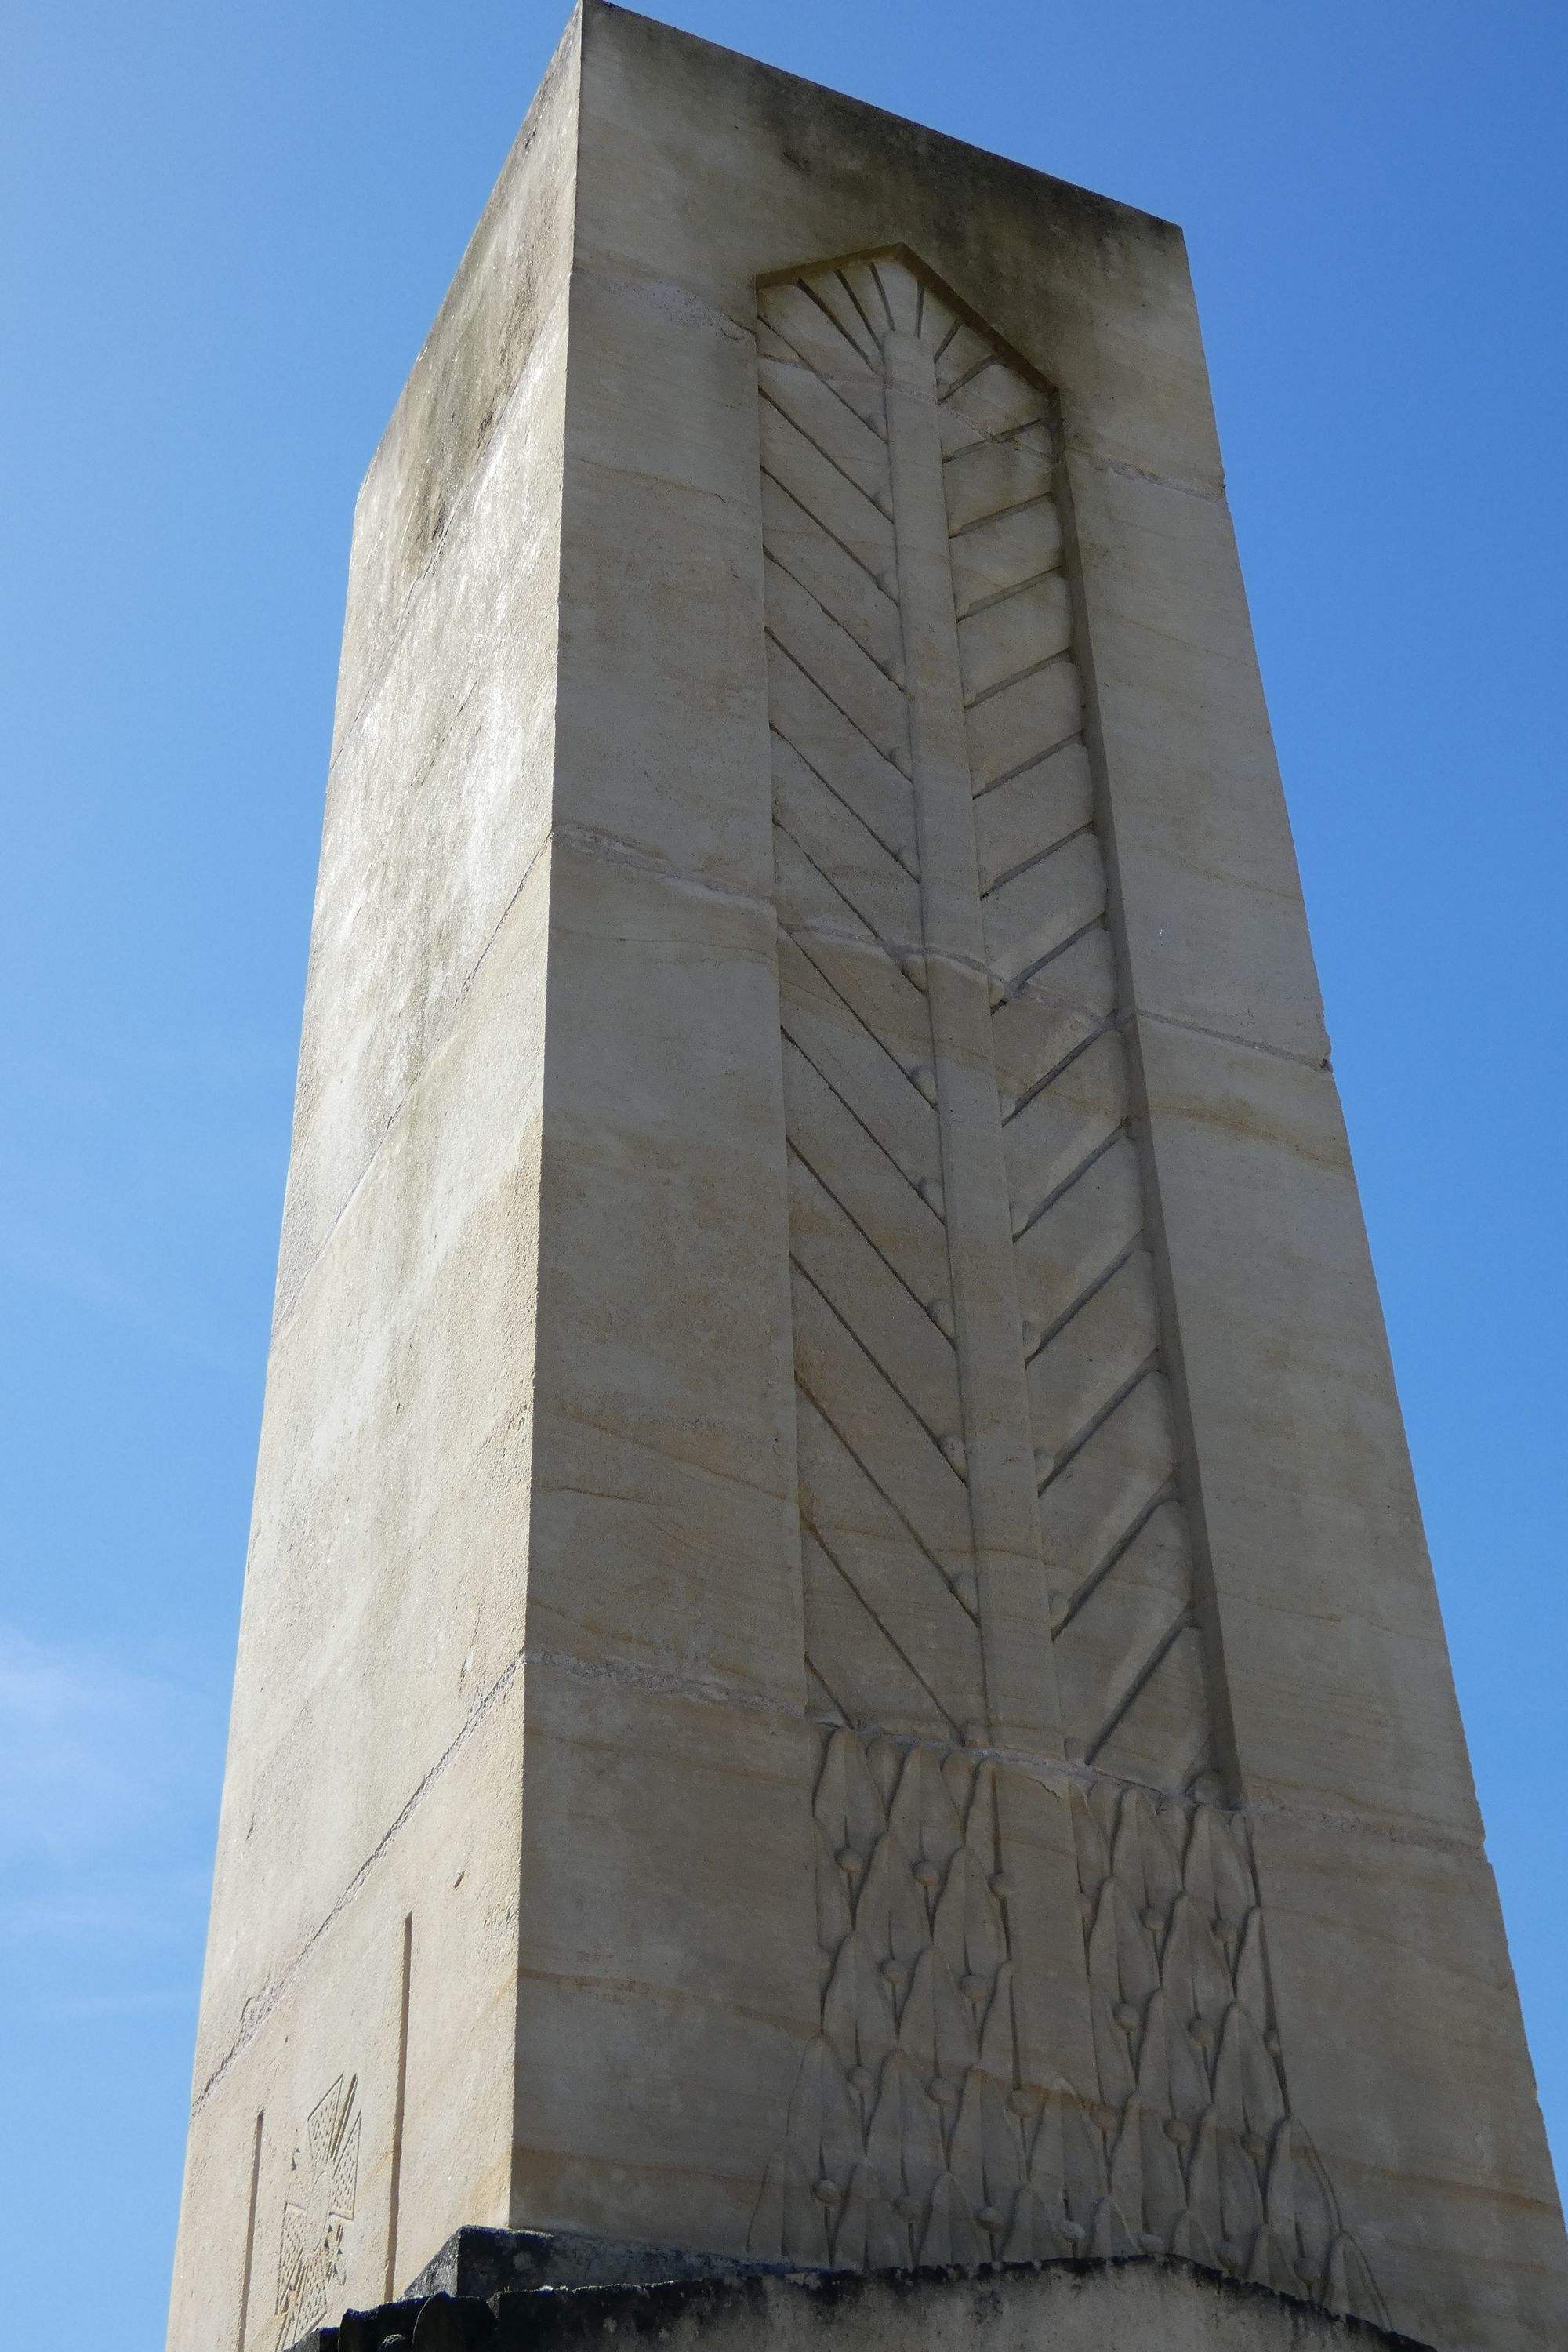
[
  {"xmin": 759, "ymin": 249, "xmax": 1206, "ymax": 1780},
  {"xmin": 751, "ymin": 250, "xmax": 1387, "ymax": 2331}
]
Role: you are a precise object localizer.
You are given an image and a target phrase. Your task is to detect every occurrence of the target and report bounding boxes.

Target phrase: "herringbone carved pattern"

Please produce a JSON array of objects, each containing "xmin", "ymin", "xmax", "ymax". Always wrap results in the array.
[
  {"xmin": 761, "ymin": 256, "xmax": 985, "ymax": 1745},
  {"xmin": 760, "ymin": 251, "xmax": 1202, "ymax": 1777},
  {"xmin": 953, "ymin": 355, "xmax": 1207, "ymax": 1793},
  {"xmin": 752, "ymin": 252, "xmax": 1384, "ymax": 2328}
]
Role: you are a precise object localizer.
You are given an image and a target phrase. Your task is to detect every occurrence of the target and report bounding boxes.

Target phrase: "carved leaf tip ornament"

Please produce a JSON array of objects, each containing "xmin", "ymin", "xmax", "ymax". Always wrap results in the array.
[{"xmin": 753, "ymin": 1730, "xmax": 1389, "ymax": 2334}]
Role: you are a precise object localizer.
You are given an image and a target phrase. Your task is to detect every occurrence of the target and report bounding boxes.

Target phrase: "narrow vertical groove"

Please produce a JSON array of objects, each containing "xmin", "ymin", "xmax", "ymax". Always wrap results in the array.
[
  {"xmin": 882, "ymin": 327, "xmax": 1062, "ymax": 1758},
  {"xmin": 237, "ymin": 2107, "xmax": 263, "ymax": 2352},
  {"xmin": 383, "ymin": 1913, "xmax": 413, "ymax": 2302}
]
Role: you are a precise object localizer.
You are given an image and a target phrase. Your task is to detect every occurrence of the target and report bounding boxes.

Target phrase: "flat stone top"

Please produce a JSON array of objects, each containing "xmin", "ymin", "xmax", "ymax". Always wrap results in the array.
[{"xmin": 297, "ymin": 2250, "xmax": 1430, "ymax": 2352}]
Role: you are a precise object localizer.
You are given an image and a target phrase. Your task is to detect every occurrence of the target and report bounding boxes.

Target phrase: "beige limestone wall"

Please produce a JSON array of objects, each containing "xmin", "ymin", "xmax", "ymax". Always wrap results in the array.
[
  {"xmin": 541, "ymin": 12, "xmax": 1565, "ymax": 2344},
  {"xmin": 169, "ymin": 9, "xmax": 1566, "ymax": 2352},
  {"xmin": 165, "ymin": 19, "xmax": 580, "ymax": 2351}
]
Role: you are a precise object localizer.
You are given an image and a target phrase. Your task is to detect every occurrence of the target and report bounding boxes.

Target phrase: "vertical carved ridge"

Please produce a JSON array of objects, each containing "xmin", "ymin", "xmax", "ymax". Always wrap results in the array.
[{"xmin": 884, "ymin": 325, "xmax": 1062, "ymax": 1759}]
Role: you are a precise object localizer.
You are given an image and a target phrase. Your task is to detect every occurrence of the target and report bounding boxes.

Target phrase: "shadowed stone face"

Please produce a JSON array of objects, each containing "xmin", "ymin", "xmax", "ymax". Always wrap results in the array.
[{"xmin": 164, "ymin": 12, "xmax": 1566, "ymax": 2352}]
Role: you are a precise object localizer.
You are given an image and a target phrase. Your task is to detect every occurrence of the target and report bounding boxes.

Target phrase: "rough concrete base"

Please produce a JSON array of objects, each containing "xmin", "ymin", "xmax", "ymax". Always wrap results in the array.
[{"xmin": 292, "ymin": 2246, "xmax": 1428, "ymax": 2352}]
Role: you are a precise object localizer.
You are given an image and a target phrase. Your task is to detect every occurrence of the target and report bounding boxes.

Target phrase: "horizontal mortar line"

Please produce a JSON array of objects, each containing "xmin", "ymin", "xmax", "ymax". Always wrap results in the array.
[
  {"xmin": 758, "ymin": 387, "xmax": 895, "ymax": 526},
  {"xmin": 552, "ymin": 820, "xmax": 779, "ymax": 915},
  {"xmin": 809, "ymin": 1728, "xmax": 984, "ymax": 1780},
  {"xmin": 758, "ymin": 296, "xmax": 879, "ymax": 392},
  {"xmin": 793, "ymin": 1265, "xmax": 971, "ymax": 1565},
  {"xmin": 773, "ymin": 815, "xmax": 922, "ymax": 973},
  {"xmin": 758, "ymin": 327, "xmax": 889, "ymax": 440},
  {"xmin": 327, "ymin": 309, "xmax": 569, "ymax": 775},
  {"xmin": 971, "ymin": 728, "xmax": 1087, "ymax": 803},
  {"xmin": 944, "ymin": 416, "xmax": 1052, "ymax": 466},
  {"xmin": 981, "ymin": 818, "xmax": 1098, "ymax": 904},
  {"xmin": 507, "ymin": 1965, "xmax": 802, "ymax": 2047},
  {"xmin": 790, "ymin": 1246, "xmax": 957, "ymax": 1466},
  {"xmin": 963, "ymin": 645, "xmax": 1075, "ymax": 713},
  {"xmin": 278, "ymin": 808, "xmax": 785, "ymax": 1334},
  {"xmin": 783, "ymin": 850, "xmax": 995, "ymax": 996},
  {"xmin": 1022, "ymin": 1231, "xmax": 1148, "ymax": 1366},
  {"xmin": 946, "ymin": 490, "xmax": 1056, "ymax": 543},
  {"xmin": 1011, "ymin": 1122, "xmax": 1131, "ymax": 1246},
  {"xmin": 954, "ymin": 559, "xmax": 1065, "ymax": 623},
  {"xmin": 761, "ymin": 463, "xmax": 895, "ymax": 599},
  {"xmin": 764, "ymin": 628, "xmax": 913, "ymax": 781},
  {"xmin": 1053, "ymin": 1480, "xmax": 1181, "ymax": 1639},
  {"xmin": 780, "ymin": 1025, "xmax": 938, "ymax": 1219},
  {"xmin": 1073, "ymin": 448, "xmax": 1225, "ymax": 506},
  {"xmin": 1035, "ymin": 1352, "xmax": 1163, "ymax": 1491},
  {"xmin": 1001, "ymin": 1009, "xmax": 1120, "ymax": 1127},
  {"xmin": 786, "ymin": 1137, "xmax": 951, "ymax": 1336},
  {"xmin": 574, "ymin": 253, "xmax": 763, "ymax": 354},
  {"xmin": 932, "ymin": 1742, "xmax": 1486, "ymax": 1860},
  {"xmin": 770, "ymin": 721, "xmax": 915, "ymax": 873},
  {"xmin": 1133, "ymin": 1002, "xmax": 1331, "ymax": 1073},
  {"xmin": 764, "ymin": 545, "xmax": 906, "ymax": 694},
  {"xmin": 566, "ymin": 452, "xmax": 748, "ymax": 517},
  {"xmin": 270, "ymin": 820, "xmax": 556, "ymax": 1336},
  {"xmin": 189, "ymin": 1640, "xmax": 532, "ymax": 2118},
  {"xmin": 517, "ymin": 1641, "xmax": 807, "ymax": 1721},
  {"xmin": 806, "ymin": 1518, "xmax": 968, "ymax": 1730},
  {"xmin": 538, "ymin": 1414, "xmax": 804, "ymax": 1510},
  {"xmin": 1083, "ymin": 1612, "xmax": 1195, "ymax": 1768},
  {"xmin": 800, "ymin": 276, "xmax": 882, "ymax": 374},
  {"xmin": 999, "ymin": 906, "xmax": 1107, "ymax": 995},
  {"xmin": 775, "ymin": 907, "xmax": 927, "ymax": 1012},
  {"xmin": 773, "ymin": 817, "xmax": 930, "ymax": 985},
  {"xmin": 1003, "ymin": 912, "xmax": 1116, "ymax": 1011},
  {"xmin": 1224, "ymin": 1788, "xmax": 1486, "ymax": 1861}
]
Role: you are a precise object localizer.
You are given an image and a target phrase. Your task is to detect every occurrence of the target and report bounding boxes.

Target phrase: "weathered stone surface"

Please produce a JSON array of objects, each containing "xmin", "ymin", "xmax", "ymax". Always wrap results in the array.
[{"xmin": 166, "ymin": 9, "xmax": 1565, "ymax": 2352}]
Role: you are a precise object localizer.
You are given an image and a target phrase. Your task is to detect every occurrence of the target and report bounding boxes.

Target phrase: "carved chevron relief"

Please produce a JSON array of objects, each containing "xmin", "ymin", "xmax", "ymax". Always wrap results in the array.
[{"xmin": 748, "ymin": 252, "xmax": 1385, "ymax": 2330}]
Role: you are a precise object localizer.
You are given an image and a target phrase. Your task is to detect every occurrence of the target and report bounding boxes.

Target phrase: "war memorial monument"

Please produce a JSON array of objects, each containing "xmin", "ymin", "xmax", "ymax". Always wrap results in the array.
[{"xmin": 165, "ymin": 8, "xmax": 1567, "ymax": 2348}]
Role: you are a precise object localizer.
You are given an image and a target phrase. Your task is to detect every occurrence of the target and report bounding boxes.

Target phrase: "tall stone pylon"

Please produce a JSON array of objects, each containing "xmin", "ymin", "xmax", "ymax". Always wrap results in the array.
[{"xmin": 166, "ymin": 9, "xmax": 1566, "ymax": 2350}]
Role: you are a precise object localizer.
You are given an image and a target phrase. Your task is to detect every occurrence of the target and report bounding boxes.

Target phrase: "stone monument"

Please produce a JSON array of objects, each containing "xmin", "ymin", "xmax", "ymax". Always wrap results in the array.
[{"xmin": 165, "ymin": 9, "xmax": 1566, "ymax": 2350}]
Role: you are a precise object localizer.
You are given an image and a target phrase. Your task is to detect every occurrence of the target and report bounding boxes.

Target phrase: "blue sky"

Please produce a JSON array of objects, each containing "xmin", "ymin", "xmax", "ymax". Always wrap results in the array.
[{"xmin": 2, "ymin": 2, "xmax": 1563, "ymax": 2340}]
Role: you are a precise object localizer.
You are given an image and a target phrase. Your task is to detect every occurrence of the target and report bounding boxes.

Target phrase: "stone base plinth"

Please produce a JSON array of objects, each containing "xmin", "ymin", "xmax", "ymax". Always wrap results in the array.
[{"xmin": 292, "ymin": 2249, "xmax": 1426, "ymax": 2352}]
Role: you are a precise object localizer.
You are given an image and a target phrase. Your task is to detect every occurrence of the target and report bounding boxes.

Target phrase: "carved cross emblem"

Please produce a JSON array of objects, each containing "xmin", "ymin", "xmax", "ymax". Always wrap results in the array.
[{"xmin": 274, "ymin": 2072, "xmax": 360, "ymax": 2346}]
